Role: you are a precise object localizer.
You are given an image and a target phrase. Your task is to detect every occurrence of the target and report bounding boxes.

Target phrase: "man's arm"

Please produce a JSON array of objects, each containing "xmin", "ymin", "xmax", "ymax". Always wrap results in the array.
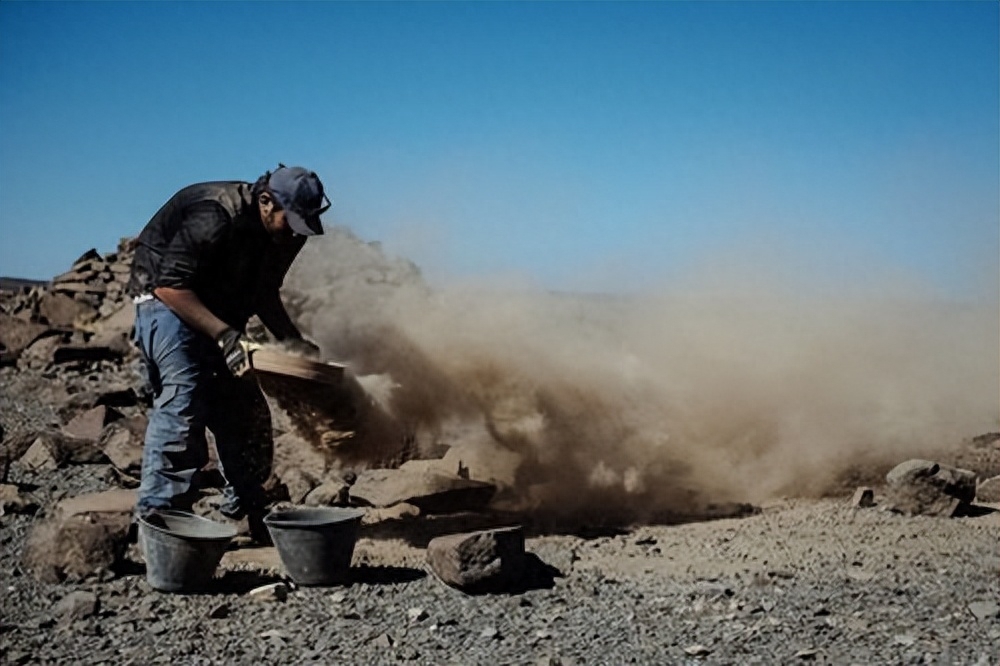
[
  {"xmin": 255, "ymin": 236, "xmax": 308, "ymax": 341},
  {"xmin": 256, "ymin": 290, "xmax": 302, "ymax": 341},
  {"xmin": 153, "ymin": 201, "xmax": 231, "ymax": 341},
  {"xmin": 153, "ymin": 287, "xmax": 230, "ymax": 341}
]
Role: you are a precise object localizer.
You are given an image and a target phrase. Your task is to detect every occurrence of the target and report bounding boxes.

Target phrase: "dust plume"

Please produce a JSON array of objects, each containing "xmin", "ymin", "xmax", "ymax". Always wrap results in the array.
[{"xmin": 285, "ymin": 228, "xmax": 999, "ymax": 525}]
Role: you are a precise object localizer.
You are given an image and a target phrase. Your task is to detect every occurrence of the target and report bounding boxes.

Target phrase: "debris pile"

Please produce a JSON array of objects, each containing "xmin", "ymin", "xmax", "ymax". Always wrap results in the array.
[{"xmin": 0, "ymin": 240, "xmax": 138, "ymax": 369}]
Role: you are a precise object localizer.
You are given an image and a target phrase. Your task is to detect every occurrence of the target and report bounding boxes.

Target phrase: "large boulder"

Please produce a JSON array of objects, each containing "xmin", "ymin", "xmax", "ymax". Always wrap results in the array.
[
  {"xmin": 22, "ymin": 490, "xmax": 135, "ymax": 583},
  {"xmin": 884, "ymin": 459, "xmax": 977, "ymax": 517}
]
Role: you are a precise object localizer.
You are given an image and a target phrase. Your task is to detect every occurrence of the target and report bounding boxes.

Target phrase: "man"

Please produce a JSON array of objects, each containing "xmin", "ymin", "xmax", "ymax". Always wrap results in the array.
[{"xmin": 127, "ymin": 165, "xmax": 328, "ymax": 524}]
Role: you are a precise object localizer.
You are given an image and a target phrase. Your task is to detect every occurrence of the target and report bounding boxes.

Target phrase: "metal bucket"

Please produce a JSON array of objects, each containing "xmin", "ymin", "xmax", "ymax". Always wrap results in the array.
[
  {"xmin": 264, "ymin": 507, "xmax": 364, "ymax": 586},
  {"xmin": 138, "ymin": 510, "xmax": 237, "ymax": 593}
]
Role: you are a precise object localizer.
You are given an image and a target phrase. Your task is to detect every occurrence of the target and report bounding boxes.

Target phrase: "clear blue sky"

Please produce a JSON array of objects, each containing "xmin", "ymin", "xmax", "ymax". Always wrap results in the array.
[{"xmin": 1, "ymin": 1, "xmax": 997, "ymax": 297}]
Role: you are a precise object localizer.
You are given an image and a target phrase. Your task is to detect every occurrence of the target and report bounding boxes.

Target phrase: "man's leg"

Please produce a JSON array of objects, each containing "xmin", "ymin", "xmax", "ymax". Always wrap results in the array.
[
  {"xmin": 133, "ymin": 299, "xmax": 212, "ymax": 516},
  {"xmin": 206, "ymin": 373, "xmax": 274, "ymax": 519}
]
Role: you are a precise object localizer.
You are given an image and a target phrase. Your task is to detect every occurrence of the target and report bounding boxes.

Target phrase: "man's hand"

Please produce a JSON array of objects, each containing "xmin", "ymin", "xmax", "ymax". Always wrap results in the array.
[
  {"xmin": 216, "ymin": 328, "xmax": 252, "ymax": 377},
  {"xmin": 282, "ymin": 336, "xmax": 321, "ymax": 359}
]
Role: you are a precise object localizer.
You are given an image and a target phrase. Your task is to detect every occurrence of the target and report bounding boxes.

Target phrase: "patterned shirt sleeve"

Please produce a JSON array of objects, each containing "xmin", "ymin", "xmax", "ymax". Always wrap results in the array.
[{"xmin": 156, "ymin": 202, "xmax": 230, "ymax": 289}]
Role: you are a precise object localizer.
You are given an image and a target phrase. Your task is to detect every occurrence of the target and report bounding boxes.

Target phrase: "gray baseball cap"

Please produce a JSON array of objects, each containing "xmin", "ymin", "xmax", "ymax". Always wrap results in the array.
[{"xmin": 267, "ymin": 166, "xmax": 331, "ymax": 236}]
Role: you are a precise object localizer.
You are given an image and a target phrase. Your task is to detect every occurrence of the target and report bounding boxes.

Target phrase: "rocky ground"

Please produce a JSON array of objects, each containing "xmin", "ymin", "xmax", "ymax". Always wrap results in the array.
[
  {"xmin": 1, "ymin": 452, "xmax": 998, "ymax": 665},
  {"xmin": 2, "ymin": 348, "xmax": 998, "ymax": 666},
  {"xmin": 1, "ymin": 243, "xmax": 998, "ymax": 665}
]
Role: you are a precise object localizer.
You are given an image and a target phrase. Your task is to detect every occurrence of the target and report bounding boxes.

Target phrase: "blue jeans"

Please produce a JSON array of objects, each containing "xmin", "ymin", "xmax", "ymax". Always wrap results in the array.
[{"xmin": 132, "ymin": 299, "xmax": 273, "ymax": 517}]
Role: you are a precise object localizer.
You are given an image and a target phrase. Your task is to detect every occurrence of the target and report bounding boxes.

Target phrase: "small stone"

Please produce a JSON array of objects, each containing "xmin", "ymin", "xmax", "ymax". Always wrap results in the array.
[
  {"xmin": 407, "ymin": 607, "xmax": 428, "ymax": 623},
  {"xmin": 207, "ymin": 603, "xmax": 230, "ymax": 619},
  {"xmin": 794, "ymin": 648, "xmax": 819, "ymax": 659},
  {"xmin": 371, "ymin": 633, "xmax": 394, "ymax": 648},
  {"xmin": 258, "ymin": 629, "xmax": 288, "ymax": 639},
  {"xmin": 684, "ymin": 644, "xmax": 712, "ymax": 656},
  {"xmin": 328, "ymin": 591, "xmax": 347, "ymax": 604},
  {"xmin": 54, "ymin": 590, "xmax": 99, "ymax": 623},
  {"xmin": 480, "ymin": 626, "xmax": 500, "ymax": 640},
  {"xmin": 535, "ymin": 629, "xmax": 552, "ymax": 639},
  {"xmin": 248, "ymin": 582, "xmax": 288, "ymax": 602},
  {"xmin": 968, "ymin": 600, "xmax": 1000, "ymax": 620},
  {"xmin": 894, "ymin": 634, "xmax": 917, "ymax": 646},
  {"xmin": 850, "ymin": 487, "xmax": 875, "ymax": 508},
  {"xmin": 0, "ymin": 484, "xmax": 37, "ymax": 516}
]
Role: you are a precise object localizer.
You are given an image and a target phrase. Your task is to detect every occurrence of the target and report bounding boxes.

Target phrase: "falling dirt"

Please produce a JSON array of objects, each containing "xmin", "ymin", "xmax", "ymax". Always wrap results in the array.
[{"xmin": 284, "ymin": 227, "xmax": 999, "ymax": 526}]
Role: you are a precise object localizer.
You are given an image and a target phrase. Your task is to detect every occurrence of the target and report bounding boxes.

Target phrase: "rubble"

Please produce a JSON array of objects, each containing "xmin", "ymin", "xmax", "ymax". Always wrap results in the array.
[
  {"xmin": 884, "ymin": 459, "xmax": 977, "ymax": 517},
  {"xmin": 0, "ymin": 239, "xmax": 138, "ymax": 372},
  {"xmin": 426, "ymin": 526, "xmax": 527, "ymax": 593}
]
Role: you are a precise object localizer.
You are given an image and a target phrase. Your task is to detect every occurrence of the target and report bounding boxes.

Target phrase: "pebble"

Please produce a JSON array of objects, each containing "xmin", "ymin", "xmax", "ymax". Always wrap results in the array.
[
  {"xmin": 249, "ymin": 583, "xmax": 288, "ymax": 603},
  {"xmin": 407, "ymin": 607, "xmax": 428, "ymax": 622},
  {"xmin": 967, "ymin": 601, "xmax": 1000, "ymax": 620}
]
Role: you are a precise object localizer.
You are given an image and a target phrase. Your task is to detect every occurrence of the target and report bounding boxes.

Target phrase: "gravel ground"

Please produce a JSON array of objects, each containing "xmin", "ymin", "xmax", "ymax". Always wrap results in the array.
[{"xmin": 2, "ymin": 365, "xmax": 999, "ymax": 665}]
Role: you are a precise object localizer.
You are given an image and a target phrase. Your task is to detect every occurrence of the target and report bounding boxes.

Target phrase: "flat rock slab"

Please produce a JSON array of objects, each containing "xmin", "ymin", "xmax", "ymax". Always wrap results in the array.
[
  {"xmin": 885, "ymin": 459, "xmax": 977, "ymax": 517},
  {"xmin": 350, "ymin": 468, "xmax": 496, "ymax": 513},
  {"xmin": 57, "ymin": 489, "xmax": 137, "ymax": 517},
  {"xmin": 426, "ymin": 526, "xmax": 526, "ymax": 593}
]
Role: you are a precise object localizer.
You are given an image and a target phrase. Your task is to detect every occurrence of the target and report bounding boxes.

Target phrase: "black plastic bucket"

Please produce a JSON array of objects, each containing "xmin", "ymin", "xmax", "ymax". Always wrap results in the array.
[
  {"xmin": 138, "ymin": 510, "xmax": 237, "ymax": 593},
  {"xmin": 264, "ymin": 507, "xmax": 365, "ymax": 586}
]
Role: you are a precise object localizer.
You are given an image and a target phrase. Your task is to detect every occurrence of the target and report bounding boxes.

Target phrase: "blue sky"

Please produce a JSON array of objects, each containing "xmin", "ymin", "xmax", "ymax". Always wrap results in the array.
[{"xmin": 1, "ymin": 1, "xmax": 997, "ymax": 297}]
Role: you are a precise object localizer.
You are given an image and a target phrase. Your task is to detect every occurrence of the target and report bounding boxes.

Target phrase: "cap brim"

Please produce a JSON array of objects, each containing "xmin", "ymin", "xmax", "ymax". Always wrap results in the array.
[{"xmin": 285, "ymin": 209, "xmax": 324, "ymax": 236}]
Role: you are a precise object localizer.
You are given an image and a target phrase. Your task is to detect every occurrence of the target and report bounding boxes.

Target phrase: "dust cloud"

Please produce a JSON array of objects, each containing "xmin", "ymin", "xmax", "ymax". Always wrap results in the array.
[{"xmin": 285, "ymin": 227, "xmax": 999, "ymax": 526}]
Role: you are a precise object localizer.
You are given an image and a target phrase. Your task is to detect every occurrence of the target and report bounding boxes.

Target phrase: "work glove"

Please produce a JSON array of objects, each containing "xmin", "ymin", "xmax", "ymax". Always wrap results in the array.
[
  {"xmin": 215, "ymin": 328, "xmax": 252, "ymax": 378},
  {"xmin": 282, "ymin": 336, "xmax": 321, "ymax": 359}
]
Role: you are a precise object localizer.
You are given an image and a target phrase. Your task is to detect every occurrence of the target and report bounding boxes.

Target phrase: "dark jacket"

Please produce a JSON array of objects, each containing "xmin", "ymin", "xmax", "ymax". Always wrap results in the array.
[{"xmin": 127, "ymin": 181, "xmax": 305, "ymax": 332}]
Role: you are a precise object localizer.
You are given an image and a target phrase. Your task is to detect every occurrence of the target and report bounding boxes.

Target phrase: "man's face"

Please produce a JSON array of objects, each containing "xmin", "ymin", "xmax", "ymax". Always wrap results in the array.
[{"xmin": 260, "ymin": 194, "xmax": 296, "ymax": 243}]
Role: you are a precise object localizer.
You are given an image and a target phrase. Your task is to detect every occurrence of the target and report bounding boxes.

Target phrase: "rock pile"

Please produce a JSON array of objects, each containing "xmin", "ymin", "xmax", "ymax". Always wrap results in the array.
[{"xmin": 0, "ymin": 239, "xmax": 137, "ymax": 369}]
